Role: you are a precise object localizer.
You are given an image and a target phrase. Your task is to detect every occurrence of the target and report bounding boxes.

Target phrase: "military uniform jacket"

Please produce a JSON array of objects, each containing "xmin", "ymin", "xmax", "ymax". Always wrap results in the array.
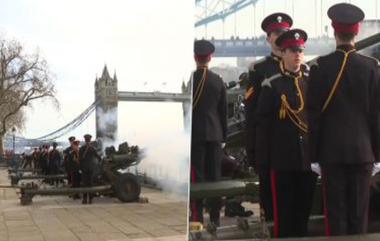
[
  {"xmin": 48, "ymin": 149, "xmax": 61, "ymax": 167},
  {"xmin": 63, "ymin": 146, "xmax": 74, "ymax": 172},
  {"xmin": 39, "ymin": 151, "xmax": 48, "ymax": 168},
  {"xmin": 255, "ymin": 65, "xmax": 310, "ymax": 171},
  {"xmin": 245, "ymin": 53, "xmax": 282, "ymax": 122},
  {"xmin": 245, "ymin": 54, "xmax": 282, "ymax": 165},
  {"xmin": 68, "ymin": 149, "xmax": 80, "ymax": 172},
  {"xmin": 307, "ymin": 45, "xmax": 380, "ymax": 165},
  {"xmin": 192, "ymin": 68, "xmax": 228, "ymax": 143},
  {"xmin": 79, "ymin": 144, "xmax": 100, "ymax": 172}
]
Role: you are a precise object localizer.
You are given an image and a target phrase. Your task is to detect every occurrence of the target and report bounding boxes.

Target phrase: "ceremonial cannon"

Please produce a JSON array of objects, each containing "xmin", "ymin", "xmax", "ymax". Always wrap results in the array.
[
  {"xmin": 20, "ymin": 142, "xmax": 142, "ymax": 205},
  {"xmin": 11, "ymin": 174, "xmax": 65, "ymax": 186}
]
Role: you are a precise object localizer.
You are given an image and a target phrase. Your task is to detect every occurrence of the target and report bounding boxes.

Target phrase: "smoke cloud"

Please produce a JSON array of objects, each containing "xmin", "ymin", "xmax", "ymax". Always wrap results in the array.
[
  {"xmin": 135, "ymin": 130, "xmax": 190, "ymax": 195},
  {"xmin": 96, "ymin": 107, "xmax": 118, "ymax": 151}
]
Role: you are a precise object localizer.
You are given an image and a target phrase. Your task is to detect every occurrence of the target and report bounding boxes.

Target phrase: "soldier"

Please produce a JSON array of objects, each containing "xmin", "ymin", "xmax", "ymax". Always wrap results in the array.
[
  {"xmin": 307, "ymin": 3, "xmax": 380, "ymax": 236},
  {"xmin": 245, "ymin": 13, "xmax": 292, "ymax": 223},
  {"xmin": 79, "ymin": 134, "xmax": 101, "ymax": 204},
  {"xmin": 22, "ymin": 153, "xmax": 33, "ymax": 169},
  {"xmin": 68, "ymin": 140, "xmax": 81, "ymax": 199},
  {"xmin": 190, "ymin": 40, "xmax": 227, "ymax": 226},
  {"xmin": 48, "ymin": 142, "xmax": 61, "ymax": 186},
  {"xmin": 255, "ymin": 29, "xmax": 317, "ymax": 237},
  {"xmin": 31, "ymin": 148, "xmax": 39, "ymax": 169},
  {"xmin": 63, "ymin": 136, "xmax": 76, "ymax": 187},
  {"xmin": 40, "ymin": 145, "xmax": 49, "ymax": 176},
  {"xmin": 36, "ymin": 146, "xmax": 43, "ymax": 169}
]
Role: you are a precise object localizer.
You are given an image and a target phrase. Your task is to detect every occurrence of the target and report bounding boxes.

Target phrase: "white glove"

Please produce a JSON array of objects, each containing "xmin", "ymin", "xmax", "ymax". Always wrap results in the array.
[
  {"xmin": 372, "ymin": 163, "xmax": 380, "ymax": 176},
  {"xmin": 221, "ymin": 143, "xmax": 226, "ymax": 149},
  {"xmin": 311, "ymin": 163, "xmax": 321, "ymax": 176}
]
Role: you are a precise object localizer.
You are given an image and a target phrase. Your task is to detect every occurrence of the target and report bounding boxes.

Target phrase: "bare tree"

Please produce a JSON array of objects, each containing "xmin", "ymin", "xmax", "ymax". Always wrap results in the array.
[{"xmin": 0, "ymin": 33, "xmax": 58, "ymax": 154}]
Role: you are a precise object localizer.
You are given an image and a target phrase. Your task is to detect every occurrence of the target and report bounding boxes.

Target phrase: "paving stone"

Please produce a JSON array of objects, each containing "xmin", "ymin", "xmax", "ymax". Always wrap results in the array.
[
  {"xmin": 146, "ymin": 228, "xmax": 181, "ymax": 237},
  {"xmin": 0, "ymin": 169, "xmax": 187, "ymax": 241}
]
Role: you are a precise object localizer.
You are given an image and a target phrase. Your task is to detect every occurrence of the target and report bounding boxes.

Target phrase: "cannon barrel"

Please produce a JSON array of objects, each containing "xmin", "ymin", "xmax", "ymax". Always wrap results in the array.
[
  {"xmin": 20, "ymin": 185, "xmax": 112, "ymax": 205},
  {"xmin": 356, "ymin": 32, "xmax": 380, "ymax": 52},
  {"xmin": 9, "ymin": 169, "xmax": 41, "ymax": 173},
  {"xmin": 307, "ymin": 32, "xmax": 380, "ymax": 64},
  {"xmin": 23, "ymin": 185, "xmax": 111, "ymax": 196},
  {"xmin": 11, "ymin": 174, "xmax": 66, "ymax": 186},
  {"xmin": 190, "ymin": 179, "xmax": 259, "ymax": 200},
  {"xmin": 109, "ymin": 153, "xmax": 140, "ymax": 164}
]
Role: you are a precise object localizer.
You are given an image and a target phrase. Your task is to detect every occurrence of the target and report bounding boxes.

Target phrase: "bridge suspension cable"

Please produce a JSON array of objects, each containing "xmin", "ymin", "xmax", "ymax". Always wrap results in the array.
[
  {"xmin": 195, "ymin": 0, "xmax": 260, "ymax": 28},
  {"xmin": 27, "ymin": 101, "xmax": 99, "ymax": 141}
]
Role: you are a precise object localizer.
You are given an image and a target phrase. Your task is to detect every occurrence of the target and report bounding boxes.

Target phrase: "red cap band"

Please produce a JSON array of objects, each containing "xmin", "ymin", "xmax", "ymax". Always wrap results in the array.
[
  {"xmin": 279, "ymin": 38, "xmax": 305, "ymax": 49},
  {"xmin": 332, "ymin": 21, "xmax": 359, "ymax": 34},
  {"xmin": 195, "ymin": 54, "xmax": 211, "ymax": 62},
  {"xmin": 266, "ymin": 22, "xmax": 291, "ymax": 33}
]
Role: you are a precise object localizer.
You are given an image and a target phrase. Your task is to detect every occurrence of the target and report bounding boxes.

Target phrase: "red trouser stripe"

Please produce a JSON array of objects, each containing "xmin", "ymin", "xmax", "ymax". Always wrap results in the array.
[
  {"xmin": 270, "ymin": 169, "xmax": 279, "ymax": 237},
  {"xmin": 190, "ymin": 164, "xmax": 198, "ymax": 222},
  {"xmin": 322, "ymin": 173, "xmax": 330, "ymax": 236}
]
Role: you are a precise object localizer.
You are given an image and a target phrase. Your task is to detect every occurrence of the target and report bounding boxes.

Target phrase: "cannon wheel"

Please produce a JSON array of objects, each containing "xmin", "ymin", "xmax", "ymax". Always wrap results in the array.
[{"xmin": 114, "ymin": 173, "xmax": 141, "ymax": 202}]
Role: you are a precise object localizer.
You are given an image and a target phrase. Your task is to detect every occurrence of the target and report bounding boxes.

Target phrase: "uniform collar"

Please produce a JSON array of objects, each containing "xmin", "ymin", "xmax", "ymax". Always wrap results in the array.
[
  {"xmin": 336, "ymin": 44, "xmax": 356, "ymax": 52},
  {"xmin": 280, "ymin": 61, "xmax": 302, "ymax": 79},
  {"xmin": 269, "ymin": 52, "xmax": 282, "ymax": 62},
  {"xmin": 283, "ymin": 69, "xmax": 302, "ymax": 78},
  {"xmin": 196, "ymin": 65, "xmax": 208, "ymax": 70}
]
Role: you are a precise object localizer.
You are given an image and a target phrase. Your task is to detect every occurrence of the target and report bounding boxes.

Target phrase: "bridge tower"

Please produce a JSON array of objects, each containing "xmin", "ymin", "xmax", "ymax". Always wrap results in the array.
[{"xmin": 94, "ymin": 65, "xmax": 118, "ymax": 142}]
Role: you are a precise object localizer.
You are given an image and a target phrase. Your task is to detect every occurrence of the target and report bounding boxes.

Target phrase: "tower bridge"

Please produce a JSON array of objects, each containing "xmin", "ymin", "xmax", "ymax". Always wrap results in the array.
[
  {"xmin": 6, "ymin": 65, "xmax": 191, "ymax": 150},
  {"xmin": 195, "ymin": 0, "xmax": 380, "ymax": 58},
  {"xmin": 118, "ymin": 91, "xmax": 189, "ymax": 102}
]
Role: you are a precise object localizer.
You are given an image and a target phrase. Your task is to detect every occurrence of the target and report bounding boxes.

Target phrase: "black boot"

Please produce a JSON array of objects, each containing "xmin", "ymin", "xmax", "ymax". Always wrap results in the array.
[
  {"xmin": 73, "ymin": 194, "xmax": 81, "ymax": 200},
  {"xmin": 225, "ymin": 200, "xmax": 254, "ymax": 217}
]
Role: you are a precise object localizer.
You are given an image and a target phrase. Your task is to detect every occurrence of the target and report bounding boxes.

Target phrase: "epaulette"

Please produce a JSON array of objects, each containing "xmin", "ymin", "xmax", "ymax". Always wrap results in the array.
[
  {"xmin": 302, "ymin": 63, "xmax": 310, "ymax": 71},
  {"xmin": 261, "ymin": 73, "xmax": 281, "ymax": 88},
  {"xmin": 308, "ymin": 57, "xmax": 320, "ymax": 68},
  {"xmin": 248, "ymin": 57, "xmax": 268, "ymax": 72},
  {"xmin": 302, "ymin": 63, "xmax": 310, "ymax": 77},
  {"xmin": 358, "ymin": 53, "xmax": 380, "ymax": 67}
]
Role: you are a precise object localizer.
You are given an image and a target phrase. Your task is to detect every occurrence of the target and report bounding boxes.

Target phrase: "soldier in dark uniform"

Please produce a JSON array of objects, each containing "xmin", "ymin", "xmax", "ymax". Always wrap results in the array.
[
  {"xmin": 190, "ymin": 40, "xmax": 227, "ymax": 226},
  {"xmin": 306, "ymin": 3, "xmax": 380, "ymax": 236},
  {"xmin": 36, "ymin": 146, "xmax": 43, "ymax": 169},
  {"xmin": 48, "ymin": 142, "xmax": 61, "ymax": 186},
  {"xmin": 68, "ymin": 140, "xmax": 82, "ymax": 199},
  {"xmin": 22, "ymin": 153, "xmax": 33, "ymax": 169},
  {"xmin": 63, "ymin": 136, "xmax": 76, "ymax": 187},
  {"xmin": 40, "ymin": 145, "xmax": 49, "ymax": 176},
  {"xmin": 79, "ymin": 134, "xmax": 101, "ymax": 204},
  {"xmin": 31, "ymin": 148, "xmax": 39, "ymax": 169},
  {"xmin": 255, "ymin": 29, "xmax": 317, "ymax": 238},
  {"xmin": 245, "ymin": 13, "xmax": 292, "ymax": 222}
]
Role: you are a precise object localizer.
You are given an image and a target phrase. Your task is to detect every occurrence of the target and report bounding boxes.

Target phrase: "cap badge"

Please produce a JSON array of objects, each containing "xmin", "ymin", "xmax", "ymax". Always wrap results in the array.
[
  {"xmin": 294, "ymin": 32, "xmax": 300, "ymax": 40},
  {"xmin": 277, "ymin": 16, "xmax": 282, "ymax": 23}
]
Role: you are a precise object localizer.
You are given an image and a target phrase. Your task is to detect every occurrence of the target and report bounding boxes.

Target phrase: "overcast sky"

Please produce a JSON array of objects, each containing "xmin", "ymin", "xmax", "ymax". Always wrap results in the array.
[
  {"xmin": 0, "ymin": 0, "xmax": 194, "ymax": 147},
  {"xmin": 1, "ymin": 0, "xmax": 379, "ymax": 146}
]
